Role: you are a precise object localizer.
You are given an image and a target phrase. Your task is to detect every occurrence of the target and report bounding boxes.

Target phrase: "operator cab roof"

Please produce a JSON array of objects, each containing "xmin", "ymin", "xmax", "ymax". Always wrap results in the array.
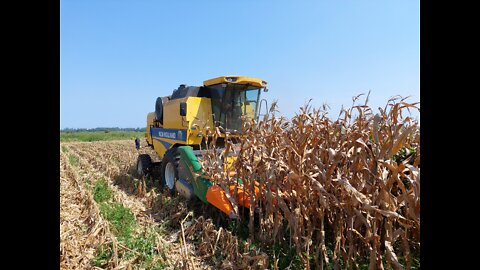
[{"xmin": 203, "ymin": 75, "xmax": 267, "ymax": 88}]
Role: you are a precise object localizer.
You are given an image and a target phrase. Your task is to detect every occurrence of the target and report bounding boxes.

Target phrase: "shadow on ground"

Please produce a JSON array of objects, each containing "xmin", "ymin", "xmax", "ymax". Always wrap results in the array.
[{"xmin": 111, "ymin": 165, "xmax": 244, "ymax": 232}]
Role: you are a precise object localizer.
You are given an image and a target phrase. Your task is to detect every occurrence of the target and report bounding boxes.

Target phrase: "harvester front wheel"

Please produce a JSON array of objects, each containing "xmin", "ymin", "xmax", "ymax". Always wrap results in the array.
[
  {"xmin": 160, "ymin": 148, "xmax": 180, "ymax": 195},
  {"xmin": 136, "ymin": 154, "xmax": 152, "ymax": 178}
]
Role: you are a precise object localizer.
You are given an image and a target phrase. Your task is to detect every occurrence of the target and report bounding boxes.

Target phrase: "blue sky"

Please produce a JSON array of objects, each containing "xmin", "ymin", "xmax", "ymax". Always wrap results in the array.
[{"xmin": 60, "ymin": 0, "xmax": 419, "ymax": 129}]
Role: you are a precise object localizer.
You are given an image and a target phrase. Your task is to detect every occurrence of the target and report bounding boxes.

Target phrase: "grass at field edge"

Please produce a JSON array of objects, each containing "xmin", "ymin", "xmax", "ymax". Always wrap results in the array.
[{"xmin": 60, "ymin": 131, "xmax": 145, "ymax": 142}]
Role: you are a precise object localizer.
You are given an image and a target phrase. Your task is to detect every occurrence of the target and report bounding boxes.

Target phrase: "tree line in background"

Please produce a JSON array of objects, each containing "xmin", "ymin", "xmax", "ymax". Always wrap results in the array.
[{"xmin": 60, "ymin": 127, "xmax": 146, "ymax": 133}]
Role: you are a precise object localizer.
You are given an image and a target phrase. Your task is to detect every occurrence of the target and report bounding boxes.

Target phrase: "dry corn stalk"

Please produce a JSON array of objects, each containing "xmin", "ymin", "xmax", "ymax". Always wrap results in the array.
[{"xmin": 203, "ymin": 95, "xmax": 420, "ymax": 269}]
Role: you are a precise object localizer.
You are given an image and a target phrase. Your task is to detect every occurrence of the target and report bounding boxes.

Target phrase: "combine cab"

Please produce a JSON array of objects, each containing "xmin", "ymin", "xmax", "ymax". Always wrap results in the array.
[{"xmin": 137, "ymin": 76, "xmax": 269, "ymax": 218}]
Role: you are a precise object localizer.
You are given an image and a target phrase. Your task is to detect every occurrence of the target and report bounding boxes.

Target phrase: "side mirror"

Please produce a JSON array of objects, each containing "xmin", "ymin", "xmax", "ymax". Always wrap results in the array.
[
  {"xmin": 263, "ymin": 87, "xmax": 268, "ymax": 92},
  {"xmin": 258, "ymin": 98, "xmax": 269, "ymax": 121},
  {"xmin": 180, "ymin": 102, "xmax": 187, "ymax": 116}
]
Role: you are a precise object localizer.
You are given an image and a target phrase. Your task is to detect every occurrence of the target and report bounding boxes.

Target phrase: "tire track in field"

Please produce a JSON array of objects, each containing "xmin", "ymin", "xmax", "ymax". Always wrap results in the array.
[{"xmin": 60, "ymin": 146, "xmax": 115, "ymax": 270}]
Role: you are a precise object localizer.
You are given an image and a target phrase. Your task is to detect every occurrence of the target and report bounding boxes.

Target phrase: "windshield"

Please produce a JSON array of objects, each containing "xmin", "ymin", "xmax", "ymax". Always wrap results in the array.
[{"xmin": 206, "ymin": 84, "xmax": 261, "ymax": 132}]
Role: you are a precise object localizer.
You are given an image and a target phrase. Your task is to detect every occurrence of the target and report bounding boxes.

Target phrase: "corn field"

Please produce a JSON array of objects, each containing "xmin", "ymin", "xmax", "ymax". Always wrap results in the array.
[
  {"xmin": 202, "ymin": 95, "xmax": 420, "ymax": 269},
  {"xmin": 60, "ymin": 95, "xmax": 419, "ymax": 269}
]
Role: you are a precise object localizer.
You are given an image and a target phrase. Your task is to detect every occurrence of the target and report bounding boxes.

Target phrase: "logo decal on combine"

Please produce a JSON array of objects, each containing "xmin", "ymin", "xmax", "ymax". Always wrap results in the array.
[
  {"xmin": 158, "ymin": 131, "xmax": 177, "ymax": 139},
  {"xmin": 152, "ymin": 128, "xmax": 186, "ymax": 141}
]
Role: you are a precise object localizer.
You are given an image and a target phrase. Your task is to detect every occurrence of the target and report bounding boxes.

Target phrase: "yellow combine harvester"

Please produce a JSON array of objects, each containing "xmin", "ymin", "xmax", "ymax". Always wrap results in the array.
[{"xmin": 137, "ymin": 75, "xmax": 269, "ymax": 218}]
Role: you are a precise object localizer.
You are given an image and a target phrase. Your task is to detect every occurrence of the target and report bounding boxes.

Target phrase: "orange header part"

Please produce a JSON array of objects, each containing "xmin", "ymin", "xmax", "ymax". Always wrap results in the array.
[
  {"xmin": 228, "ymin": 182, "xmax": 261, "ymax": 209},
  {"xmin": 206, "ymin": 185, "xmax": 234, "ymax": 216}
]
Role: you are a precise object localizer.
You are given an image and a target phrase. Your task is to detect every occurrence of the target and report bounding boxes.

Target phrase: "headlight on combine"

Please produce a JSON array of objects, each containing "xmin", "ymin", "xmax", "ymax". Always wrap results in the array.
[{"xmin": 226, "ymin": 77, "xmax": 238, "ymax": 83}]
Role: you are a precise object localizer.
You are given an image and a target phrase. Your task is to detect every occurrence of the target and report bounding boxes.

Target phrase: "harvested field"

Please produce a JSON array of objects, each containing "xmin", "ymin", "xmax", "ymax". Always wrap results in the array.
[
  {"xmin": 60, "ymin": 95, "xmax": 419, "ymax": 269},
  {"xmin": 60, "ymin": 140, "xmax": 208, "ymax": 269}
]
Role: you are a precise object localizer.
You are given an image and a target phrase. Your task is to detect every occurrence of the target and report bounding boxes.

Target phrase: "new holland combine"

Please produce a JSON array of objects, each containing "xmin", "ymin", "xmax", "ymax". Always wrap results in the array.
[{"xmin": 136, "ymin": 76, "xmax": 269, "ymax": 218}]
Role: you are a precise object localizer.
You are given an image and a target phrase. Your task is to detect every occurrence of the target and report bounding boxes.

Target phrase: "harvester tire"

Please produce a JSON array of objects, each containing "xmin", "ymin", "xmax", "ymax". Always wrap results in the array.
[
  {"xmin": 160, "ymin": 148, "xmax": 180, "ymax": 195},
  {"xmin": 136, "ymin": 154, "xmax": 152, "ymax": 178}
]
